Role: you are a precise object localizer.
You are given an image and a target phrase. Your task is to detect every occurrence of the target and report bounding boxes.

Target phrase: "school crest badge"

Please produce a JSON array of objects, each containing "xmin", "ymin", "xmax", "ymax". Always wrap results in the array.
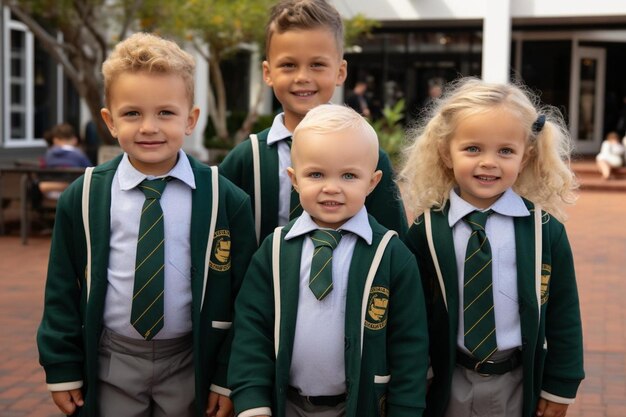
[
  {"xmin": 541, "ymin": 263, "xmax": 551, "ymax": 304},
  {"xmin": 365, "ymin": 286, "xmax": 389, "ymax": 330},
  {"xmin": 209, "ymin": 229, "xmax": 231, "ymax": 272}
]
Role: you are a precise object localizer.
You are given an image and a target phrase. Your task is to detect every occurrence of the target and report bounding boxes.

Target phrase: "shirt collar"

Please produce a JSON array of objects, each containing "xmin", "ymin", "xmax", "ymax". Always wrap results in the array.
[
  {"xmin": 117, "ymin": 149, "xmax": 196, "ymax": 191},
  {"xmin": 447, "ymin": 187, "xmax": 530, "ymax": 227},
  {"xmin": 266, "ymin": 112, "xmax": 292, "ymax": 145},
  {"xmin": 285, "ymin": 206, "xmax": 373, "ymax": 245}
]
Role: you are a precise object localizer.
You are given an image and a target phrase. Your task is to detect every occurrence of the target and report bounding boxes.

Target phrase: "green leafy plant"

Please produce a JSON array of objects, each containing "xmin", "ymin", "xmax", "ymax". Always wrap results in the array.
[{"xmin": 371, "ymin": 99, "xmax": 406, "ymax": 168}]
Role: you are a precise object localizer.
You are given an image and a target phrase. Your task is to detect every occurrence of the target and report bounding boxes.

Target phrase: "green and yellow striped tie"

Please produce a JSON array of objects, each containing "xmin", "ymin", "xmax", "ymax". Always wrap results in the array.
[
  {"xmin": 309, "ymin": 229, "xmax": 342, "ymax": 301},
  {"xmin": 131, "ymin": 177, "xmax": 170, "ymax": 340},
  {"xmin": 463, "ymin": 210, "xmax": 497, "ymax": 361}
]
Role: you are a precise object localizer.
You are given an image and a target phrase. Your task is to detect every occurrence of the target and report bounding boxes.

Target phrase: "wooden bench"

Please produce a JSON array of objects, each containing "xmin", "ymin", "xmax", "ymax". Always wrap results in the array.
[{"xmin": 0, "ymin": 165, "xmax": 84, "ymax": 244}]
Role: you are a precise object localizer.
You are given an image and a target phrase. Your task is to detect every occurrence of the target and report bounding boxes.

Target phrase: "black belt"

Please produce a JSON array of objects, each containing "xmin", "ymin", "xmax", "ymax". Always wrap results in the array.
[
  {"xmin": 456, "ymin": 349, "xmax": 522, "ymax": 376},
  {"xmin": 287, "ymin": 386, "xmax": 347, "ymax": 407}
]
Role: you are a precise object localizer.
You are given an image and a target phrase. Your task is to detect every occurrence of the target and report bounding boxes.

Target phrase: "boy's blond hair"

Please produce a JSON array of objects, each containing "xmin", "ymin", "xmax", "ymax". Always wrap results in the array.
[
  {"xmin": 293, "ymin": 103, "xmax": 378, "ymax": 160},
  {"xmin": 102, "ymin": 32, "xmax": 195, "ymax": 107},
  {"xmin": 399, "ymin": 77, "xmax": 578, "ymax": 222},
  {"xmin": 265, "ymin": 0, "xmax": 344, "ymax": 58}
]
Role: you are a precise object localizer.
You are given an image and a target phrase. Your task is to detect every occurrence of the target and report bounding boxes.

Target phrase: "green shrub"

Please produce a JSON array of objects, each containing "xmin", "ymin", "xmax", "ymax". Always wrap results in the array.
[{"xmin": 371, "ymin": 99, "xmax": 406, "ymax": 168}]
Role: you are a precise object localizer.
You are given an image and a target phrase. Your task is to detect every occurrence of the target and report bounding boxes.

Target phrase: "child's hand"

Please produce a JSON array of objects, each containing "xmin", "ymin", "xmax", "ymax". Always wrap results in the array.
[
  {"xmin": 536, "ymin": 398, "xmax": 569, "ymax": 417},
  {"xmin": 51, "ymin": 389, "xmax": 84, "ymax": 414},
  {"xmin": 206, "ymin": 392, "xmax": 234, "ymax": 417}
]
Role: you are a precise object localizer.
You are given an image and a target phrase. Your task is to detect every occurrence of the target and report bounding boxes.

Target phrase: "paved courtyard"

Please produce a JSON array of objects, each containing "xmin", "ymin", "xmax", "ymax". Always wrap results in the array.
[{"xmin": 0, "ymin": 189, "xmax": 624, "ymax": 416}]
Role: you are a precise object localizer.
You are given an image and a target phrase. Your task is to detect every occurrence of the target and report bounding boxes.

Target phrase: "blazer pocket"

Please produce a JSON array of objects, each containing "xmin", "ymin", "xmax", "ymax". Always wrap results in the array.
[
  {"xmin": 374, "ymin": 374, "xmax": 391, "ymax": 384},
  {"xmin": 211, "ymin": 321, "xmax": 232, "ymax": 330}
]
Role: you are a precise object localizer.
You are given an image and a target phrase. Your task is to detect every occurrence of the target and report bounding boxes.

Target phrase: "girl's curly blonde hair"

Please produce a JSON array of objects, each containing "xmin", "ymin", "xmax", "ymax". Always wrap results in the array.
[{"xmin": 398, "ymin": 77, "xmax": 578, "ymax": 222}]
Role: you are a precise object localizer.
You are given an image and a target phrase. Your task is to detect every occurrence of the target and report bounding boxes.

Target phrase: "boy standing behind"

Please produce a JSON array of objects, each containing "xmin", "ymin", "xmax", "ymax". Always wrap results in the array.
[
  {"xmin": 220, "ymin": 0, "xmax": 407, "ymax": 244},
  {"xmin": 228, "ymin": 104, "xmax": 428, "ymax": 417},
  {"xmin": 37, "ymin": 33, "xmax": 256, "ymax": 417}
]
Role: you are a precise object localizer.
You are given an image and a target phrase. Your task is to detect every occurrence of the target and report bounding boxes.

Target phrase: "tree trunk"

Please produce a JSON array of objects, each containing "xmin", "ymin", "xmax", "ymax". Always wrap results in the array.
[
  {"xmin": 208, "ymin": 54, "xmax": 229, "ymax": 141},
  {"xmin": 234, "ymin": 80, "xmax": 267, "ymax": 144}
]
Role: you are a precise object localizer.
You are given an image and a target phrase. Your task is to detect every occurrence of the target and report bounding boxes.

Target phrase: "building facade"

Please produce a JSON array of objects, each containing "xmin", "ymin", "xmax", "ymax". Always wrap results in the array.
[
  {"xmin": 0, "ymin": 6, "xmax": 208, "ymax": 164},
  {"xmin": 2, "ymin": 1, "xmax": 626, "ymax": 160},
  {"xmin": 332, "ymin": 0, "xmax": 626, "ymax": 155}
]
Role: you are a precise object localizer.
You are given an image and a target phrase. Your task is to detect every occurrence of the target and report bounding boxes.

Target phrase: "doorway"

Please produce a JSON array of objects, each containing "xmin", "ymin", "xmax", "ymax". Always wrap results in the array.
[{"xmin": 569, "ymin": 46, "xmax": 606, "ymax": 154}]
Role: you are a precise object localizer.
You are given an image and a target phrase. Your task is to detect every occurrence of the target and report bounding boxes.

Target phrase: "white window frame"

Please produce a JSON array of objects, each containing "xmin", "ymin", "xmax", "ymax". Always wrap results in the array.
[{"xmin": 2, "ymin": 7, "xmax": 45, "ymax": 148}]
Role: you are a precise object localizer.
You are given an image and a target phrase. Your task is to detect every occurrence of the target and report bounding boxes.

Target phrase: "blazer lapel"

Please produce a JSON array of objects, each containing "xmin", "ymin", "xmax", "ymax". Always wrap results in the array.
[
  {"xmin": 189, "ymin": 158, "xmax": 213, "ymax": 319},
  {"xmin": 276, "ymin": 229, "xmax": 303, "ymax": 383},
  {"xmin": 344, "ymin": 231, "xmax": 381, "ymax": 414},
  {"xmin": 87, "ymin": 158, "xmax": 118, "ymax": 304},
  {"xmin": 514, "ymin": 201, "xmax": 540, "ymax": 342},
  {"xmin": 257, "ymin": 130, "xmax": 280, "ymax": 238},
  {"xmin": 430, "ymin": 207, "xmax": 460, "ymax": 342}
]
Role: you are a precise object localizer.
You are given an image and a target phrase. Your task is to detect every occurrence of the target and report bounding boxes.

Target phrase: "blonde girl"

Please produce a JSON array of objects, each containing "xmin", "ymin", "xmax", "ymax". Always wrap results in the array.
[{"xmin": 400, "ymin": 77, "xmax": 584, "ymax": 417}]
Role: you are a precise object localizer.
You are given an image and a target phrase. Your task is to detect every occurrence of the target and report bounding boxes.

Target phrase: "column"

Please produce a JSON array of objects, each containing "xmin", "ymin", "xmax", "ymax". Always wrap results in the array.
[{"xmin": 482, "ymin": 0, "xmax": 512, "ymax": 83}]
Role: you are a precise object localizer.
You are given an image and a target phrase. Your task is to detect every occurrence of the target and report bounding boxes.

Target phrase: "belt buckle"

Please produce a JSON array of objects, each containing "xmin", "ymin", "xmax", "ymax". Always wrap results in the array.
[{"xmin": 474, "ymin": 359, "xmax": 495, "ymax": 377}]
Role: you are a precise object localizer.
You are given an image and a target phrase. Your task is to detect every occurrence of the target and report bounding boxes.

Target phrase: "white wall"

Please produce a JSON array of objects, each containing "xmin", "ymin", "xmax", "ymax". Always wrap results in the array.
[{"xmin": 332, "ymin": 0, "xmax": 626, "ymax": 20}]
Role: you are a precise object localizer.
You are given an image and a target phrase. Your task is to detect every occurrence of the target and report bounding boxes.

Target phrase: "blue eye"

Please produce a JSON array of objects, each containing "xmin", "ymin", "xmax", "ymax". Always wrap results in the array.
[
  {"xmin": 500, "ymin": 148, "xmax": 513, "ymax": 155},
  {"xmin": 343, "ymin": 173, "xmax": 356, "ymax": 180},
  {"xmin": 309, "ymin": 172, "xmax": 322, "ymax": 179},
  {"xmin": 466, "ymin": 146, "xmax": 480, "ymax": 153}
]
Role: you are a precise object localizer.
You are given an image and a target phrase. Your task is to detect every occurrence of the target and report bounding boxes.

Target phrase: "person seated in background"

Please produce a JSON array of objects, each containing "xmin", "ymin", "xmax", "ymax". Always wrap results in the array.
[
  {"xmin": 39, "ymin": 123, "xmax": 92, "ymax": 199},
  {"xmin": 595, "ymin": 131, "xmax": 624, "ymax": 180},
  {"xmin": 345, "ymin": 79, "xmax": 371, "ymax": 118}
]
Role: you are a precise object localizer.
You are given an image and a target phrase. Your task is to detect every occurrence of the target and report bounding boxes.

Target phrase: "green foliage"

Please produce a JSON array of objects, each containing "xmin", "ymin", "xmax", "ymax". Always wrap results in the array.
[
  {"xmin": 344, "ymin": 13, "xmax": 380, "ymax": 48},
  {"xmin": 371, "ymin": 99, "xmax": 406, "ymax": 168},
  {"xmin": 141, "ymin": 0, "xmax": 272, "ymax": 59},
  {"xmin": 204, "ymin": 112, "xmax": 274, "ymax": 149}
]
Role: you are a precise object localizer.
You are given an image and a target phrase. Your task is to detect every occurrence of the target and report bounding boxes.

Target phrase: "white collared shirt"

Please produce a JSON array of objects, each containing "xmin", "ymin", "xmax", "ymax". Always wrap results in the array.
[
  {"xmin": 286, "ymin": 207, "xmax": 372, "ymax": 396},
  {"xmin": 267, "ymin": 113, "xmax": 293, "ymax": 226},
  {"xmin": 448, "ymin": 188, "xmax": 529, "ymax": 352},
  {"xmin": 103, "ymin": 150, "xmax": 195, "ymax": 339}
]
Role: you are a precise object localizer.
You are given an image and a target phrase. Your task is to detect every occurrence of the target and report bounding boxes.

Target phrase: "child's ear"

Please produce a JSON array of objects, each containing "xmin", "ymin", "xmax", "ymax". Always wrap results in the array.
[
  {"xmin": 287, "ymin": 167, "xmax": 298, "ymax": 191},
  {"xmin": 262, "ymin": 61, "xmax": 273, "ymax": 87},
  {"xmin": 100, "ymin": 108, "xmax": 117, "ymax": 138},
  {"xmin": 336, "ymin": 60, "xmax": 347, "ymax": 86},
  {"xmin": 185, "ymin": 106, "xmax": 200, "ymax": 135},
  {"xmin": 367, "ymin": 170, "xmax": 383, "ymax": 195}
]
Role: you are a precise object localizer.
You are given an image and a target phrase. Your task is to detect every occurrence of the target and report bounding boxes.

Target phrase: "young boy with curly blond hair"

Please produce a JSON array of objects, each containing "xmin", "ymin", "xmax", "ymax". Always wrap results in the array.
[{"xmin": 37, "ymin": 32, "xmax": 257, "ymax": 417}]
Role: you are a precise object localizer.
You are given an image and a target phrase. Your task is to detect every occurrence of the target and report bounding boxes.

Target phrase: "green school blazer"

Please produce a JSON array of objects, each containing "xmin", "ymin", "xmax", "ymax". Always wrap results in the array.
[
  {"xmin": 219, "ymin": 127, "xmax": 408, "ymax": 242},
  {"xmin": 229, "ymin": 216, "xmax": 429, "ymax": 417},
  {"xmin": 403, "ymin": 199, "xmax": 584, "ymax": 417},
  {"xmin": 37, "ymin": 154, "xmax": 257, "ymax": 416}
]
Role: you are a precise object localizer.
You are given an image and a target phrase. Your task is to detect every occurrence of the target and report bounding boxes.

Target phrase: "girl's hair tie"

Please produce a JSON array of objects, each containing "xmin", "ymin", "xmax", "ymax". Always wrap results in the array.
[{"xmin": 532, "ymin": 114, "xmax": 546, "ymax": 134}]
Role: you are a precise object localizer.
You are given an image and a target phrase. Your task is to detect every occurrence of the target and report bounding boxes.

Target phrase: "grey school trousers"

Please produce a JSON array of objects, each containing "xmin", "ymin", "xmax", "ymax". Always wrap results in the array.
[
  {"xmin": 97, "ymin": 328, "xmax": 195, "ymax": 417},
  {"xmin": 444, "ymin": 349, "xmax": 524, "ymax": 417}
]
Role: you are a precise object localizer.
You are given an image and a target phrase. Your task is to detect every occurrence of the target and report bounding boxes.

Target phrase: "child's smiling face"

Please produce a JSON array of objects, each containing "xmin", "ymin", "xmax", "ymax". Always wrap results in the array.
[
  {"xmin": 443, "ymin": 107, "xmax": 528, "ymax": 208},
  {"xmin": 262, "ymin": 27, "xmax": 347, "ymax": 132}
]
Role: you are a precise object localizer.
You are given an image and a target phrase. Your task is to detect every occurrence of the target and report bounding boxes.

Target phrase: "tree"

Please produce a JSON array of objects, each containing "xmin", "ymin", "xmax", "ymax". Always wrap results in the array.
[
  {"xmin": 2, "ymin": 0, "xmax": 144, "ymax": 144},
  {"xmin": 140, "ymin": 0, "xmax": 273, "ymax": 144},
  {"xmin": 4, "ymin": 0, "xmax": 378, "ymax": 148},
  {"xmin": 144, "ymin": 0, "xmax": 378, "ymax": 146}
]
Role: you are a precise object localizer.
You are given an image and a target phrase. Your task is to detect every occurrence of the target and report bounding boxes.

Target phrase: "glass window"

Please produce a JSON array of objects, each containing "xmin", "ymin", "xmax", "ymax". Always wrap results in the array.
[
  {"xmin": 3, "ymin": 9, "xmax": 47, "ymax": 147},
  {"xmin": 520, "ymin": 41, "xmax": 571, "ymax": 123}
]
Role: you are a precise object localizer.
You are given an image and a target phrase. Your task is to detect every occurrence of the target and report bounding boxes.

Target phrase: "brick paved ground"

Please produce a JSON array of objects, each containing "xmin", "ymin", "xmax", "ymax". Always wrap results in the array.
[{"xmin": 0, "ymin": 189, "xmax": 624, "ymax": 416}]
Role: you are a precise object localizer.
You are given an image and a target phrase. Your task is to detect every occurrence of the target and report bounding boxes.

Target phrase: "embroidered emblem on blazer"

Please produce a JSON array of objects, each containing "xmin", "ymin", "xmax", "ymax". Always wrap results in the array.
[
  {"xmin": 541, "ymin": 263, "xmax": 551, "ymax": 304},
  {"xmin": 366, "ymin": 286, "xmax": 389, "ymax": 330},
  {"xmin": 210, "ymin": 229, "xmax": 231, "ymax": 272}
]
